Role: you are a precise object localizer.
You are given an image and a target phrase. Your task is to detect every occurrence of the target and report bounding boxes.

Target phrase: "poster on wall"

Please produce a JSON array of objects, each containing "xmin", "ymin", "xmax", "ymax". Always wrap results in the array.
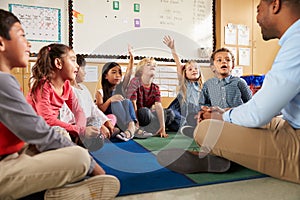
[{"xmin": 9, "ymin": 4, "xmax": 61, "ymax": 42}]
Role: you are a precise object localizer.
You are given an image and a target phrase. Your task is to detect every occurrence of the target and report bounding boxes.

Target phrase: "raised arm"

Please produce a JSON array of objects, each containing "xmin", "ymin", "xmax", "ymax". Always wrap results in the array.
[
  {"xmin": 163, "ymin": 35, "xmax": 183, "ymax": 80},
  {"xmin": 122, "ymin": 45, "xmax": 134, "ymax": 90}
]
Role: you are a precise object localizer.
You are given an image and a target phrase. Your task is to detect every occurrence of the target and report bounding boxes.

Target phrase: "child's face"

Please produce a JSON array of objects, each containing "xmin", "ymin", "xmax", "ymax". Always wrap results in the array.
[
  {"xmin": 60, "ymin": 50, "xmax": 79, "ymax": 81},
  {"xmin": 143, "ymin": 61, "xmax": 156, "ymax": 76},
  {"xmin": 105, "ymin": 66, "xmax": 122, "ymax": 85},
  {"xmin": 185, "ymin": 63, "xmax": 200, "ymax": 81},
  {"xmin": 76, "ymin": 66, "xmax": 86, "ymax": 83},
  {"xmin": 213, "ymin": 52, "xmax": 233, "ymax": 78},
  {"xmin": 2, "ymin": 22, "xmax": 31, "ymax": 71}
]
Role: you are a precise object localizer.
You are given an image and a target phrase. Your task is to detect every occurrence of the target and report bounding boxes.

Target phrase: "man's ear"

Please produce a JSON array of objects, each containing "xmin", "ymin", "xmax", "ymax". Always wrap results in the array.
[
  {"xmin": 0, "ymin": 37, "xmax": 5, "ymax": 52},
  {"xmin": 272, "ymin": 0, "xmax": 281, "ymax": 14},
  {"xmin": 54, "ymin": 58, "xmax": 63, "ymax": 70}
]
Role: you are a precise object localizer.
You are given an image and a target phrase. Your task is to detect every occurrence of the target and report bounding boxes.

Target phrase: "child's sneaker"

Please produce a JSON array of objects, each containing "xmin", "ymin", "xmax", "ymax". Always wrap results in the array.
[
  {"xmin": 134, "ymin": 129, "xmax": 153, "ymax": 139},
  {"xmin": 82, "ymin": 133, "xmax": 105, "ymax": 152},
  {"xmin": 44, "ymin": 175, "xmax": 120, "ymax": 200}
]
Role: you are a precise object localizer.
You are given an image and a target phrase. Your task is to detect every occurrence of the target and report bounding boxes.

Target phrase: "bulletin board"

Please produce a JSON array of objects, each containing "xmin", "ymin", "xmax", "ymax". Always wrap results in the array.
[
  {"xmin": 0, "ymin": 0, "xmax": 69, "ymax": 54},
  {"xmin": 9, "ymin": 4, "xmax": 61, "ymax": 42},
  {"xmin": 70, "ymin": 0, "xmax": 215, "ymax": 62}
]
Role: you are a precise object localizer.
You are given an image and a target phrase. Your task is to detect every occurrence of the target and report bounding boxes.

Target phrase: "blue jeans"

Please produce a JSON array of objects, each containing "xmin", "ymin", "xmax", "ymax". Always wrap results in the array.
[{"xmin": 111, "ymin": 99, "xmax": 137, "ymax": 131}]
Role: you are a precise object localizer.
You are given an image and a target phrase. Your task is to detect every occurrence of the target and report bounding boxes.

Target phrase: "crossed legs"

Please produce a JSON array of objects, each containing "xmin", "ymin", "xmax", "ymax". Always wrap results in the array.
[{"xmin": 194, "ymin": 117, "xmax": 300, "ymax": 184}]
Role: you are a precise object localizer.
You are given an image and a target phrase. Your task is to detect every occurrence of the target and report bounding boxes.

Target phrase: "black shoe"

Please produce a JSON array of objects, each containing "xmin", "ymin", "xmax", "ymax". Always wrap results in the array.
[
  {"xmin": 180, "ymin": 125, "xmax": 195, "ymax": 138},
  {"xmin": 157, "ymin": 148, "xmax": 231, "ymax": 174}
]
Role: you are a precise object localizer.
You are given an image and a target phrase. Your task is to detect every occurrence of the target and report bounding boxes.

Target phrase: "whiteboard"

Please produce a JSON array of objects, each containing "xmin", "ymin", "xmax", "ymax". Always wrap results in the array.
[
  {"xmin": 0, "ymin": 0, "xmax": 68, "ymax": 54},
  {"xmin": 71, "ymin": 0, "xmax": 215, "ymax": 62}
]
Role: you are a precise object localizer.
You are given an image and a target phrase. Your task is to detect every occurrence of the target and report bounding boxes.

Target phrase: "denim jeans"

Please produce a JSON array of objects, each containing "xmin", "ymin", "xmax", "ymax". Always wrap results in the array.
[{"xmin": 111, "ymin": 99, "xmax": 137, "ymax": 131}]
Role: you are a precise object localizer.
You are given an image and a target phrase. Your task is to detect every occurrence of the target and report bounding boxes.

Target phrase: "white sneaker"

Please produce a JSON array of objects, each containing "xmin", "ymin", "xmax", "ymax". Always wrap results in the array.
[{"xmin": 44, "ymin": 175, "xmax": 120, "ymax": 200}]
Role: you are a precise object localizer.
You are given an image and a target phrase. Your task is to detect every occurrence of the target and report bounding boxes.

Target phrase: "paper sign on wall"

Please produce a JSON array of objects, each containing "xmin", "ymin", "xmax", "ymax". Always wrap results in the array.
[
  {"xmin": 224, "ymin": 23, "xmax": 237, "ymax": 45},
  {"xmin": 238, "ymin": 48, "xmax": 251, "ymax": 66},
  {"xmin": 84, "ymin": 66, "xmax": 98, "ymax": 82}
]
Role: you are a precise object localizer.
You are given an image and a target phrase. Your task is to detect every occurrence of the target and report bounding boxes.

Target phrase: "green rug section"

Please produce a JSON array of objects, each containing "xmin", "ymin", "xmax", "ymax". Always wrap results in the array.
[
  {"xmin": 134, "ymin": 132, "xmax": 265, "ymax": 184},
  {"xmin": 186, "ymin": 167, "xmax": 263, "ymax": 184},
  {"xmin": 134, "ymin": 133, "xmax": 200, "ymax": 155}
]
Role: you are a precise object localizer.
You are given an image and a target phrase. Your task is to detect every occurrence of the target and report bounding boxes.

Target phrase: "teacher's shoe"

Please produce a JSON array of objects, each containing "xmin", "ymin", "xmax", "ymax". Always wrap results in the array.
[
  {"xmin": 157, "ymin": 148, "xmax": 230, "ymax": 174},
  {"xmin": 45, "ymin": 175, "xmax": 120, "ymax": 200},
  {"xmin": 179, "ymin": 125, "xmax": 195, "ymax": 138}
]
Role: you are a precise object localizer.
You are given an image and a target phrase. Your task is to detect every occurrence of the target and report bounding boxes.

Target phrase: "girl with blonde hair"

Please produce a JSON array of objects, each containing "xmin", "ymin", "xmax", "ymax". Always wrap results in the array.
[{"xmin": 163, "ymin": 35, "xmax": 203, "ymax": 131}]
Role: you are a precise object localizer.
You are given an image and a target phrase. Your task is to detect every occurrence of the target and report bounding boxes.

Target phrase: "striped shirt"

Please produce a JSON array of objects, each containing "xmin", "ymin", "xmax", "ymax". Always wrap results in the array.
[
  {"xmin": 127, "ymin": 77, "xmax": 161, "ymax": 109},
  {"xmin": 199, "ymin": 75, "xmax": 252, "ymax": 109}
]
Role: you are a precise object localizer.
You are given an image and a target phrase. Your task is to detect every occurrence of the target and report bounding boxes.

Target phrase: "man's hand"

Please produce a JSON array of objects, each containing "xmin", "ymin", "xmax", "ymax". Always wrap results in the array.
[{"xmin": 197, "ymin": 106, "xmax": 225, "ymax": 122}]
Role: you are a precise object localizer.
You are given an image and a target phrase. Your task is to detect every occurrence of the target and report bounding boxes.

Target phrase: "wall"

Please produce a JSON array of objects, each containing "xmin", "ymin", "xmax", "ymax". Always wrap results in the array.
[{"xmin": 215, "ymin": 0, "xmax": 280, "ymax": 75}]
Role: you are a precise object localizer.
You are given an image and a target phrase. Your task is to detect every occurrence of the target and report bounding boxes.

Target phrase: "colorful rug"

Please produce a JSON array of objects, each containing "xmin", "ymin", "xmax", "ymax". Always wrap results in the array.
[{"xmin": 91, "ymin": 133, "xmax": 266, "ymax": 196}]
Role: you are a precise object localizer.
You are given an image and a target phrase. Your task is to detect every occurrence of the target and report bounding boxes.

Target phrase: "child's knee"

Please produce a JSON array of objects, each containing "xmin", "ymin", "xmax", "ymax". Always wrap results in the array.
[{"xmin": 137, "ymin": 107, "xmax": 152, "ymax": 126}]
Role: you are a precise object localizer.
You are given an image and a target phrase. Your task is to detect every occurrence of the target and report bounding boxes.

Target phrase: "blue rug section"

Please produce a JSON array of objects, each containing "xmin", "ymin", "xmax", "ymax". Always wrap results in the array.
[{"xmin": 91, "ymin": 139, "xmax": 196, "ymax": 196}]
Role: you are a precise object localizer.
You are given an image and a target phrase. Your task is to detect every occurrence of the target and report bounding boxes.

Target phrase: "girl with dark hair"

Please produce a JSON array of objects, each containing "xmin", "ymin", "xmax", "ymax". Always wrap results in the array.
[
  {"xmin": 95, "ymin": 47, "xmax": 152, "ymax": 140},
  {"xmin": 26, "ymin": 43, "xmax": 104, "ymax": 150}
]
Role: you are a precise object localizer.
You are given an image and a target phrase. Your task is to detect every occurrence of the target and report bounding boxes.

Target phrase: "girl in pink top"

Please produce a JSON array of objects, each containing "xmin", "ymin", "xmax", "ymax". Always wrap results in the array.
[{"xmin": 27, "ymin": 43, "xmax": 103, "ymax": 148}]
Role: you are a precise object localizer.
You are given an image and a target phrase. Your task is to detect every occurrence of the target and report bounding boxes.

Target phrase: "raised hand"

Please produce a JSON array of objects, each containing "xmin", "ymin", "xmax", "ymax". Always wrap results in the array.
[
  {"xmin": 163, "ymin": 35, "xmax": 175, "ymax": 50},
  {"xmin": 128, "ymin": 44, "xmax": 133, "ymax": 58}
]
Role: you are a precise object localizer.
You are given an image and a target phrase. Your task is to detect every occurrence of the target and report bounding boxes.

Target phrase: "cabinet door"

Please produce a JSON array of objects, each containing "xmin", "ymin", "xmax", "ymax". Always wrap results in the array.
[
  {"xmin": 23, "ymin": 62, "xmax": 31, "ymax": 96},
  {"xmin": 11, "ymin": 63, "xmax": 31, "ymax": 96}
]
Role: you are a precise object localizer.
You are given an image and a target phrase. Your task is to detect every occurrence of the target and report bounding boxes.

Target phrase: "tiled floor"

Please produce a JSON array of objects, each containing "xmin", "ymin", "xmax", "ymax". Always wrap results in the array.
[{"xmin": 115, "ymin": 177, "xmax": 300, "ymax": 200}]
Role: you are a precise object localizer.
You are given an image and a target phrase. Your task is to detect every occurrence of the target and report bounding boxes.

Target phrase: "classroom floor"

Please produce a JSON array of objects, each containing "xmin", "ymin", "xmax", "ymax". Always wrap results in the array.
[{"xmin": 115, "ymin": 177, "xmax": 300, "ymax": 200}]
